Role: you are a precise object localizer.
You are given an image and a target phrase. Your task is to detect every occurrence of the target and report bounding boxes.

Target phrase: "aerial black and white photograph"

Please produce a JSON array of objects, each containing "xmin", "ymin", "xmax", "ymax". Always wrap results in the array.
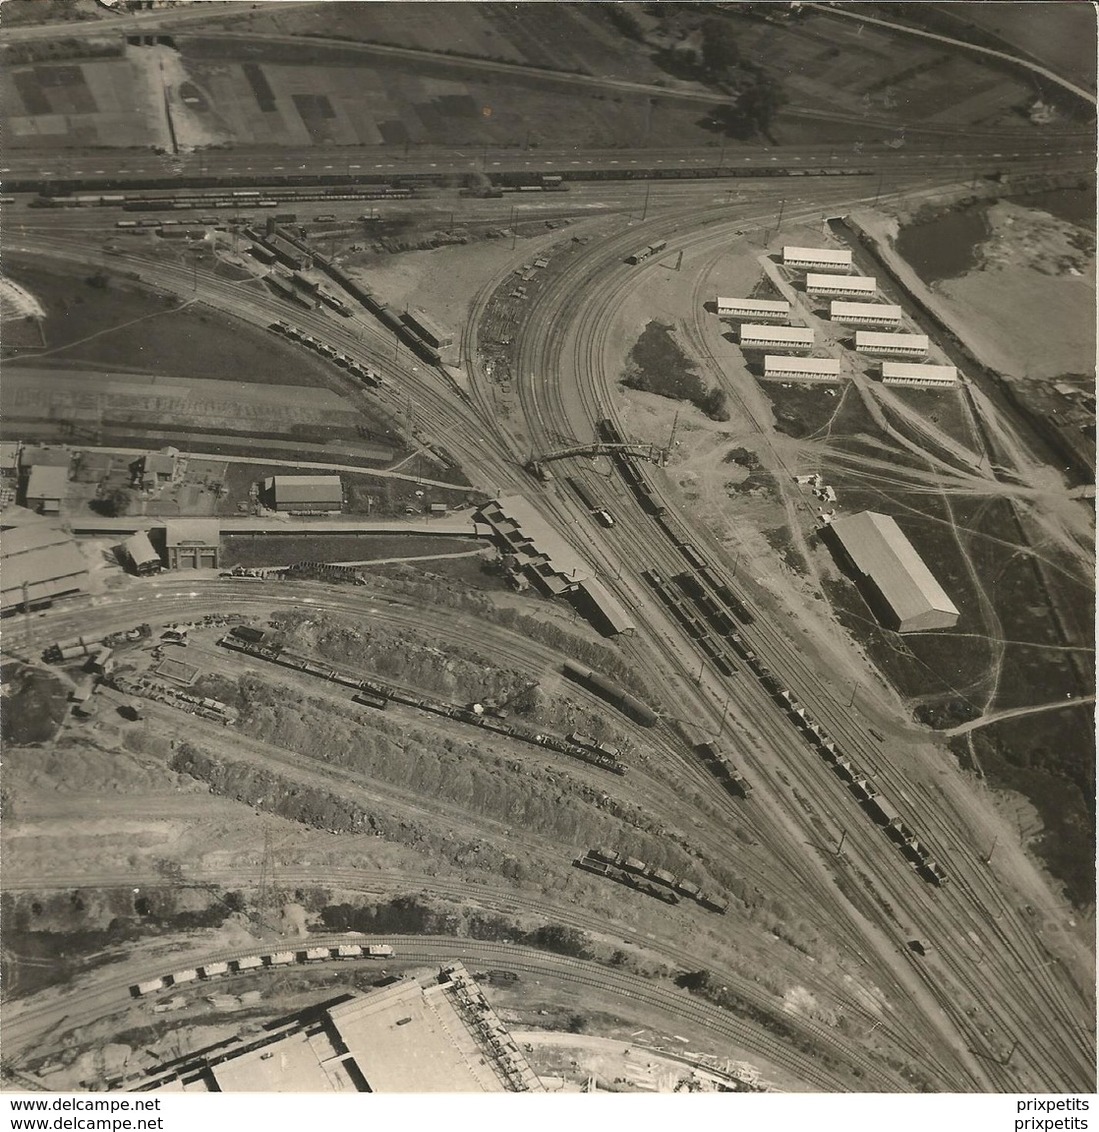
[{"xmin": 0, "ymin": 0, "xmax": 1094, "ymax": 1111}]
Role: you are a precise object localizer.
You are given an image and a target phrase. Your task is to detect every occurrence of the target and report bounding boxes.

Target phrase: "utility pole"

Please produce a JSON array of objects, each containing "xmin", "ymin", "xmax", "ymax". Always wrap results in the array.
[
  {"xmin": 848, "ymin": 681, "xmax": 859, "ymax": 708},
  {"xmin": 405, "ymin": 395, "xmax": 415, "ymax": 450},
  {"xmin": 667, "ymin": 410, "xmax": 679, "ymax": 453},
  {"xmin": 1001, "ymin": 1039, "xmax": 1019, "ymax": 1066},
  {"xmin": 674, "ymin": 249, "xmax": 683, "ymax": 272},
  {"xmin": 835, "ymin": 828, "xmax": 847, "ymax": 856},
  {"xmin": 874, "ymin": 170, "xmax": 885, "ymax": 203},
  {"xmin": 982, "ymin": 836, "xmax": 997, "ymax": 865},
  {"xmin": 640, "ymin": 181, "xmax": 652, "ymax": 223}
]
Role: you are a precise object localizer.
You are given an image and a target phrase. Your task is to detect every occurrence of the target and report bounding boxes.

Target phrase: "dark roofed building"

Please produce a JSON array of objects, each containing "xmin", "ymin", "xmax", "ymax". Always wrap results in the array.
[
  {"xmin": 266, "ymin": 475, "xmax": 343, "ymax": 512},
  {"xmin": 20, "ymin": 446, "xmax": 71, "ymax": 470},
  {"xmin": 1, "ymin": 521, "xmax": 90, "ymax": 615},
  {"xmin": 824, "ymin": 511, "xmax": 959, "ymax": 632},
  {"xmin": 122, "ymin": 530, "xmax": 162, "ymax": 575},
  {"xmin": 142, "ymin": 451, "xmax": 178, "ymax": 483}
]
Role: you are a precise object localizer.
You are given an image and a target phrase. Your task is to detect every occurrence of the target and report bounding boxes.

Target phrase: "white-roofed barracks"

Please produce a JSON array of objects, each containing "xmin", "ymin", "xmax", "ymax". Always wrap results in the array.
[
  {"xmin": 763, "ymin": 355, "xmax": 842, "ymax": 381},
  {"xmin": 782, "ymin": 246, "xmax": 853, "ymax": 272},
  {"xmin": 830, "ymin": 301, "xmax": 902, "ymax": 328},
  {"xmin": 807, "ymin": 273, "xmax": 877, "ymax": 298},
  {"xmin": 739, "ymin": 324, "xmax": 814, "ymax": 351},
  {"xmin": 825, "ymin": 511, "xmax": 959, "ymax": 632},
  {"xmin": 855, "ymin": 331, "xmax": 929, "ymax": 358},
  {"xmin": 716, "ymin": 297, "xmax": 791, "ymax": 321},
  {"xmin": 880, "ymin": 361, "xmax": 958, "ymax": 387}
]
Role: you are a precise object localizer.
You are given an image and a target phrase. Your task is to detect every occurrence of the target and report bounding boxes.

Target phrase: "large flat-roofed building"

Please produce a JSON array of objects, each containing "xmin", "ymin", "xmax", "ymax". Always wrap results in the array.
[
  {"xmin": 24, "ymin": 464, "xmax": 68, "ymax": 514},
  {"xmin": 880, "ymin": 361, "xmax": 958, "ymax": 387},
  {"xmin": 160, "ymin": 519, "xmax": 220, "ymax": 570},
  {"xmin": 150, "ymin": 963, "xmax": 543, "ymax": 1094},
  {"xmin": 806, "ymin": 273, "xmax": 876, "ymax": 299},
  {"xmin": 1, "ymin": 520, "xmax": 90, "ymax": 615},
  {"xmin": 830, "ymin": 301, "xmax": 902, "ymax": 329},
  {"xmin": 266, "ymin": 475, "xmax": 343, "ymax": 512},
  {"xmin": 824, "ymin": 511, "xmax": 959, "ymax": 632},
  {"xmin": 401, "ymin": 308, "xmax": 453, "ymax": 349},
  {"xmin": 763, "ymin": 355, "xmax": 842, "ymax": 381},
  {"xmin": 19, "ymin": 446, "xmax": 71, "ymax": 471},
  {"xmin": 716, "ymin": 297, "xmax": 791, "ymax": 321},
  {"xmin": 855, "ymin": 331, "xmax": 929, "ymax": 358},
  {"xmin": 782, "ymin": 245, "xmax": 852, "ymax": 273},
  {"xmin": 739, "ymin": 324, "xmax": 814, "ymax": 352}
]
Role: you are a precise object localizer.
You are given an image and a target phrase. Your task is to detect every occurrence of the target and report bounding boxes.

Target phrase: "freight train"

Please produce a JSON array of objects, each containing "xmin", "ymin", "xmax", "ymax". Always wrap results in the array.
[
  {"xmin": 217, "ymin": 633, "xmax": 629, "ymax": 775},
  {"xmin": 130, "ymin": 944, "xmax": 395, "ymax": 997},
  {"xmin": 33, "ymin": 186, "xmax": 417, "ymax": 210},
  {"xmin": 576, "ymin": 848, "xmax": 729, "ymax": 913},
  {"xmin": 626, "ymin": 239, "xmax": 668, "ymax": 266}
]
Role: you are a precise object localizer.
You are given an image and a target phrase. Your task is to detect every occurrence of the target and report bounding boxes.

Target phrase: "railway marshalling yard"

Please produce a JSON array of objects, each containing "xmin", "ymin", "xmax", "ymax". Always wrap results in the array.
[{"xmin": 0, "ymin": 0, "xmax": 1095, "ymax": 1101}]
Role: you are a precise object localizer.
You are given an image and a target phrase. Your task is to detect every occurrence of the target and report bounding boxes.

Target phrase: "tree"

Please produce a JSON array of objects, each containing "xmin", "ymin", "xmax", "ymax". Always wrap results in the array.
[
  {"xmin": 738, "ymin": 73, "xmax": 787, "ymax": 137},
  {"xmin": 700, "ymin": 17, "xmax": 739, "ymax": 75},
  {"xmin": 92, "ymin": 486, "xmax": 133, "ymax": 517}
]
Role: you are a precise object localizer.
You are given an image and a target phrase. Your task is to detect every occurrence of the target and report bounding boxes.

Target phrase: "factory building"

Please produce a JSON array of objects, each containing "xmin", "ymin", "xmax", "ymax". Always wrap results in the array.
[
  {"xmin": 824, "ymin": 511, "xmax": 959, "ymax": 632},
  {"xmin": 782, "ymin": 246, "xmax": 853, "ymax": 273},
  {"xmin": 160, "ymin": 520, "xmax": 220, "ymax": 570},
  {"xmin": 739, "ymin": 324, "xmax": 814, "ymax": 352},
  {"xmin": 150, "ymin": 963, "xmax": 543, "ymax": 1093},
  {"xmin": 401, "ymin": 308, "xmax": 453, "ymax": 349},
  {"xmin": 24, "ymin": 464, "xmax": 67, "ymax": 514},
  {"xmin": 1, "ymin": 519, "xmax": 90, "ymax": 615},
  {"xmin": 122, "ymin": 530, "xmax": 162, "ymax": 576},
  {"xmin": 880, "ymin": 361, "xmax": 958, "ymax": 387},
  {"xmin": 266, "ymin": 475, "xmax": 343, "ymax": 512},
  {"xmin": 806, "ymin": 274, "xmax": 877, "ymax": 299},
  {"xmin": 716, "ymin": 297, "xmax": 791, "ymax": 322},
  {"xmin": 763, "ymin": 355, "xmax": 842, "ymax": 381},
  {"xmin": 855, "ymin": 331, "xmax": 929, "ymax": 358},
  {"xmin": 829, "ymin": 301, "xmax": 903, "ymax": 329}
]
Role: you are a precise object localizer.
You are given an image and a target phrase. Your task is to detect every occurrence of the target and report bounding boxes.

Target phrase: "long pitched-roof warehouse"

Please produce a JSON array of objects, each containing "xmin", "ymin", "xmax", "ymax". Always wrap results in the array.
[{"xmin": 824, "ymin": 511, "xmax": 959, "ymax": 632}]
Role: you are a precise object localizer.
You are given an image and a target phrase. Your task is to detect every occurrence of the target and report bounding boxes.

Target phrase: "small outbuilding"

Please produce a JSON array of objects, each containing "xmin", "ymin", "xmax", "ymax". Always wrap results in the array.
[
  {"xmin": 122, "ymin": 530, "xmax": 162, "ymax": 576},
  {"xmin": 24, "ymin": 464, "xmax": 68, "ymax": 514}
]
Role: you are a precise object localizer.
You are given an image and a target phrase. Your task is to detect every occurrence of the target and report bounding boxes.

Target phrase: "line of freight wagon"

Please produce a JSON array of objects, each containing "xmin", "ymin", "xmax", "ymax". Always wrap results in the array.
[
  {"xmin": 217, "ymin": 632, "xmax": 631, "ymax": 775},
  {"xmin": 266, "ymin": 320, "xmax": 380, "ymax": 385},
  {"xmin": 131, "ymin": 944, "xmax": 395, "ymax": 997},
  {"xmin": 19, "ymin": 164, "xmax": 877, "ymax": 198},
  {"xmin": 277, "ymin": 229, "xmax": 445, "ymax": 367},
  {"xmin": 33, "ymin": 186, "xmax": 417, "ymax": 210},
  {"xmin": 595, "ymin": 418, "xmax": 949, "ymax": 887},
  {"xmin": 574, "ymin": 848, "xmax": 729, "ymax": 913}
]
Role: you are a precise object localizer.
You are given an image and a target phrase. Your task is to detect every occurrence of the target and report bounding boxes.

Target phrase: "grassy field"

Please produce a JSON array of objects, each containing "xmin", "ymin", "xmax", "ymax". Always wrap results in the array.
[{"xmin": 222, "ymin": 533, "xmax": 480, "ymax": 568}]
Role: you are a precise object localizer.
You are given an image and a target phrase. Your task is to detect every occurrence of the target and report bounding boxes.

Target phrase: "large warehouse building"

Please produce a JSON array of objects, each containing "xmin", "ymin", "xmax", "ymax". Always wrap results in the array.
[
  {"xmin": 763, "ymin": 355, "xmax": 842, "ymax": 381},
  {"xmin": 807, "ymin": 274, "xmax": 877, "ymax": 299},
  {"xmin": 880, "ymin": 361, "xmax": 958, "ymax": 387},
  {"xmin": 150, "ymin": 963, "xmax": 543, "ymax": 1093},
  {"xmin": 855, "ymin": 331, "xmax": 929, "ymax": 358},
  {"xmin": 824, "ymin": 511, "xmax": 959, "ymax": 632},
  {"xmin": 266, "ymin": 475, "xmax": 343, "ymax": 512},
  {"xmin": 782, "ymin": 246, "xmax": 852, "ymax": 272},
  {"xmin": 830, "ymin": 301, "xmax": 902, "ymax": 329},
  {"xmin": 716, "ymin": 297, "xmax": 791, "ymax": 321},
  {"xmin": 739, "ymin": 324, "xmax": 814, "ymax": 352},
  {"xmin": 1, "ymin": 517, "xmax": 90, "ymax": 615}
]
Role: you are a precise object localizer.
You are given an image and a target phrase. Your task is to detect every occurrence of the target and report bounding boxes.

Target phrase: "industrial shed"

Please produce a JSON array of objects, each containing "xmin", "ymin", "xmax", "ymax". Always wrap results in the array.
[
  {"xmin": 739, "ymin": 324, "xmax": 814, "ymax": 352},
  {"xmin": 401, "ymin": 308, "xmax": 453, "ymax": 348},
  {"xmin": 855, "ymin": 331, "xmax": 929, "ymax": 358},
  {"xmin": 122, "ymin": 530, "xmax": 161, "ymax": 575},
  {"xmin": 807, "ymin": 274, "xmax": 876, "ymax": 299},
  {"xmin": 477, "ymin": 496, "xmax": 590, "ymax": 594},
  {"xmin": 716, "ymin": 297, "xmax": 791, "ymax": 321},
  {"xmin": 266, "ymin": 475, "xmax": 343, "ymax": 512},
  {"xmin": 763, "ymin": 355, "xmax": 842, "ymax": 381},
  {"xmin": 824, "ymin": 511, "xmax": 959, "ymax": 632},
  {"xmin": 782, "ymin": 246, "xmax": 852, "ymax": 272},
  {"xmin": 830, "ymin": 301, "xmax": 902, "ymax": 328},
  {"xmin": 1, "ymin": 521, "xmax": 89, "ymax": 615},
  {"xmin": 574, "ymin": 577, "xmax": 636, "ymax": 636},
  {"xmin": 880, "ymin": 361, "xmax": 958, "ymax": 387}
]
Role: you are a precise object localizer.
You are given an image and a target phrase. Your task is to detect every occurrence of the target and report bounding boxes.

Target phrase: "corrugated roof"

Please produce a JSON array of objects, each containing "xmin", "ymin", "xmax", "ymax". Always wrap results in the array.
[
  {"xmin": 740, "ymin": 324, "xmax": 814, "ymax": 344},
  {"xmin": 881, "ymin": 361, "xmax": 957, "ymax": 382},
  {"xmin": 478, "ymin": 496, "xmax": 590, "ymax": 585},
  {"xmin": 807, "ymin": 273, "xmax": 876, "ymax": 292},
  {"xmin": 855, "ymin": 331, "xmax": 929, "ymax": 351},
  {"xmin": 26, "ymin": 464, "xmax": 68, "ymax": 499},
  {"xmin": 123, "ymin": 530, "xmax": 160, "ymax": 566},
  {"xmin": 269, "ymin": 475, "xmax": 343, "ymax": 504},
  {"xmin": 161, "ymin": 519, "xmax": 220, "ymax": 547},
  {"xmin": 577, "ymin": 577, "xmax": 636, "ymax": 634},
  {"xmin": 764, "ymin": 355, "xmax": 841, "ymax": 375},
  {"xmin": 783, "ymin": 245, "xmax": 852, "ymax": 265},
  {"xmin": 1, "ymin": 525, "xmax": 88, "ymax": 610},
  {"xmin": 717, "ymin": 297, "xmax": 790, "ymax": 313},
  {"xmin": 829, "ymin": 511, "xmax": 958, "ymax": 626},
  {"xmin": 830, "ymin": 301, "xmax": 902, "ymax": 320}
]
